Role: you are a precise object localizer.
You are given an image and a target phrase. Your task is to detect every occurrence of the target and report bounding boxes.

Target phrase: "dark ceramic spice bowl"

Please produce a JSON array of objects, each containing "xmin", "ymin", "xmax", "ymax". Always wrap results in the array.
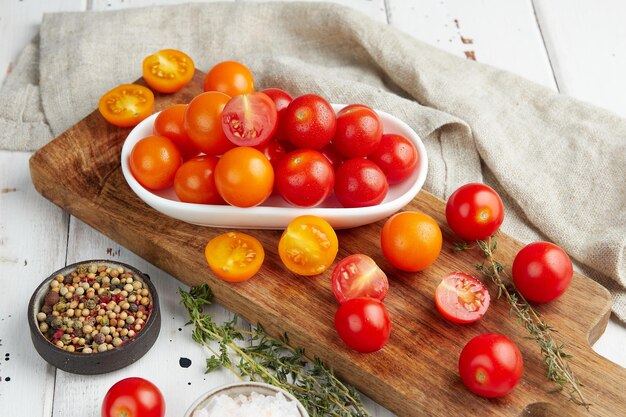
[{"xmin": 28, "ymin": 260, "xmax": 161, "ymax": 375}]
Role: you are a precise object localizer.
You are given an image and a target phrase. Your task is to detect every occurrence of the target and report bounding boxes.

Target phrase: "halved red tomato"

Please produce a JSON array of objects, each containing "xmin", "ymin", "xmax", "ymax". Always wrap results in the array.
[
  {"xmin": 331, "ymin": 254, "xmax": 388, "ymax": 303},
  {"xmin": 435, "ymin": 272, "xmax": 490, "ymax": 324},
  {"xmin": 221, "ymin": 92, "xmax": 277, "ymax": 147}
]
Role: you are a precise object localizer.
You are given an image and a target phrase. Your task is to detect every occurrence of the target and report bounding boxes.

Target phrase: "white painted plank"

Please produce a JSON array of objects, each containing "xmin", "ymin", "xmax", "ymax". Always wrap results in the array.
[
  {"xmin": 0, "ymin": 0, "xmax": 86, "ymax": 86},
  {"xmin": 386, "ymin": 0, "xmax": 557, "ymax": 89},
  {"xmin": 91, "ymin": 0, "xmax": 234, "ymax": 11},
  {"xmin": 53, "ymin": 217, "xmax": 244, "ymax": 417},
  {"xmin": 0, "ymin": 151, "xmax": 69, "ymax": 417},
  {"xmin": 534, "ymin": 0, "xmax": 626, "ymax": 116}
]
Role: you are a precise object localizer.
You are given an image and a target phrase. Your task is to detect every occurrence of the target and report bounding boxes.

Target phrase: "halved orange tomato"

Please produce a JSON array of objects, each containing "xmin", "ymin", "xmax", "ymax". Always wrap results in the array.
[
  {"xmin": 205, "ymin": 232, "xmax": 265, "ymax": 282},
  {"xmin": 278, "ymin": 216, "xmax": 338, "ymax": 276},
  {"xmin": 142, "ymin": 49, "xmax": 195, "ymax": 94},
  {"xmin": 98, "ymin": 84, "xmax": 154, "ymax": 128}
]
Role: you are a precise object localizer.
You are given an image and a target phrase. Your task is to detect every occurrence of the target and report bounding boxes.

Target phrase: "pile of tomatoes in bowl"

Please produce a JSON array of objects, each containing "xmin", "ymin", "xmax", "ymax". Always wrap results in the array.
[{"xmin": 100, "ymin": 50, "xmax": 423, "ymax": 218}]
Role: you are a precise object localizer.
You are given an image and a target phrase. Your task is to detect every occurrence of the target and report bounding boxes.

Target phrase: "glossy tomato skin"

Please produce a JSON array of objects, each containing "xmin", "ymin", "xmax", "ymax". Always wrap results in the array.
[
  {"xmin": 253, "ymin": 139, "xmax": 287, "ymax": 170},
  {"xmin": 215, "ymin": 147, "xmax": 274, "ymax": 208},
  {"xmin": 278, "ymin": 215, "xmax": 338, "ymax": 276},
  {"xmin": 204, "ymin": 61, "xmax": 254, "ymax": 97},
  {"xmin": 381, "ymin": 211, "xmax": 442, "ymax": 272},
  {"xmin": 458, "ymin": 334, "xmax": 524, "ymax": 398},
  {"xmin": 130, "ymin": 135, "xmax": 182, "ymax": 190},
  {"xmin": 284, "ymin": 94, "xmax": 336, "ymax": 149},
  {"xmin": 368, "ymin": 134, "xmax": 419, "ymax": 184},
  {"xmin": 221, "ymin": 92, "xmax": 278, "ymax": 147},
  {"xmin": 332, "ymin": 254, "xmax": 388, "ymax": 303},
  {"xmin": 205, "ymin": 232, "xmax": 264, "ymax": 282},
  {"xmin": 512, "ymin": 242, "xmax": 573, "ymax": 303},
  {"xmin": 445, "ymin": 183, "xmax": 504, "ymax": 241},
  {"xmin": 260, "ymin": 88, "xmax": 293, "ymax": 142},
  {"xmin": 319, "ymin": 143, "xmax": 345, "ymax": 170},
  {"xmin": 334, "ymin": 158, "xmax": 388, "ymax": 208},
  {"xmin": 174, "ymin": 156, "xmax": 223, "ymax": 204},
  {"xmin": 142, "ymin": 49, "xmax": 194, "ymax": 94},
  {"xmin": 334, "ymin": 297, "xmax": 391, "ymax": 353},
  {"xmin": 435, "ymin": 272, "xmax": 490, "ymax": 323},
  {"xmin": 276, "ymin": 149, "xmax": 335, "ymax": 207},
  {"xmin": 98, "ymin": 84, "xmax": 154, "ymax": 128},
  {"xmin": 333, "ymin": 104, "xmax": 383, "ymax": 158},
  {"xmin": 153, "ymin": 104, "xmax": 198, "ymax": 160},
  {"xmin": 102, "ymin": 377, "xmax": 165, "ymax": 417},
  {"xmin": 185, "ymin": 91, "xmax": 234, "ymax": 155}
]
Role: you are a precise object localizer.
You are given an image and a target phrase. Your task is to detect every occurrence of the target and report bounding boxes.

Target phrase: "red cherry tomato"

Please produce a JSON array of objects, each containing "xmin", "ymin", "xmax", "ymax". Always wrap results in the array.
[
  {"xmin": 332, "ymin": 254, "xmax": 388, "ymax": 304},
  {"xmin": 174, "ymin": 156, "xmax": 223, "ymax": 204},
  {"xmin": 368, "ymin": 133, "xmax": 419, "ymax": 184},
  {"xmin": 253, "ymin": 139, "xmax": 287, "ymax": 170},
  {"xmin": 458, "ymin": 334, "xmax": 524, "ymax": 398},
  {"xmin": 129, "ymin": 135, "xmax": 182, "ymax": 190},
  {"xmin": 333, "ymin": 104, "xmax": 383, "ymax": 158},
  {"xmin": 102, "ymin": 377, "xmax": 165, "ymax": 417},
  {"xmin": 275, "ymin": 149, "xmax": 335, "ymax": 207},
  {"xmin": 334, "ymin": 158, "xmax": 388, "ymax": 208},
  {"xmin": 445, "ymin": 183, "xmax": 504, "ymax": 241},
  {"xmin": 153, "ymin": 104, "xmax": 198, "ymax": 160},
  {"xmin": 319, "ymin": 143, "xmax": 344, "ymax": 170},
  {"xmin": 221, "ymin": 92, "xmax": 278, "ymax": 147},
  {"xmin": 435, "ymin": 272, "xmax": 490, "ymax": 323},
  {"xmin": 512, "ymin": 242, "xmax": 573, "ymax": 303},
  {"xmin": 334, "ymin": 297, "xmax": 391, "ymax": 353},
  {"xmin": 185, "ymin": 91, "xmax": 234, "ymax": 155},
  {"xmin": 284, "ymin": 94, "xmax": 336, "ymax": 149},
  {"xmin": 260, "ymin": 88, "xmax": 292, "ymax": 142}
]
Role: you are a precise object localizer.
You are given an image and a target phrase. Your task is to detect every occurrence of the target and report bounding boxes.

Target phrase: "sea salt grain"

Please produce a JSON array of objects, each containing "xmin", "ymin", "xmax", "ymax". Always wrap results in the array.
[{"xmin": 193, "ymin": 391, "xmax": 301, "ymax": 417}]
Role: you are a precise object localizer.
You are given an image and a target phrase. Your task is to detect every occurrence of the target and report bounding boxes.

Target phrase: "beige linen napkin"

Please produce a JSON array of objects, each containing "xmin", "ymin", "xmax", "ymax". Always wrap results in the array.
[{"xmin": 1, "ymin": 2, "xmax": 624, "ymax": 319}]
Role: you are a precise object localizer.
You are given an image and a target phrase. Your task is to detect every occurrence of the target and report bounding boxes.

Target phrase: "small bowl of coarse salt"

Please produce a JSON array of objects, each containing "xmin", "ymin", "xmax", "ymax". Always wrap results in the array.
[{"xmin": 184, "ymin": 382, "xmax": 309, "ymax": 417}]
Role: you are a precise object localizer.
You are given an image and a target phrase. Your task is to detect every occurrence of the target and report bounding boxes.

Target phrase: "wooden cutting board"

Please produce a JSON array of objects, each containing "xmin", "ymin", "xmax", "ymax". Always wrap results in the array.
[{"xmin": 30, "ymin": 72, "xmax": 626, "ymax": 417}]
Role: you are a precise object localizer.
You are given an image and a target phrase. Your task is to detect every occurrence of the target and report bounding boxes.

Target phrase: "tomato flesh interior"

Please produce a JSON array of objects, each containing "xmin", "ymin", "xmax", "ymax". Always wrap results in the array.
[
  {"xmin": 205, "ymin": 232, "xmax": 264, "ymax": 282},
  {"xmin": 221, "ymin": 92, "xmax": 277, "ymax": 147},
  {"xmin": 332, "ymin": 254, "xmax": 388, "ymax": 303},
  {"xmin": 278, "ymin": 216, "xmax": 338, "ymax": 276},
  {"xmin": 435, "ymin": 272, "xmax": 490, "ymax": 323}
]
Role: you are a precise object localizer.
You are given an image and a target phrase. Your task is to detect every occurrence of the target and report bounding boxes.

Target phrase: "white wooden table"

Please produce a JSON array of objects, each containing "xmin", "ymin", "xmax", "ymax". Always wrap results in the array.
[{"xmin": 1, "ymin": 1, "xmax": 625, "ymax": 416}]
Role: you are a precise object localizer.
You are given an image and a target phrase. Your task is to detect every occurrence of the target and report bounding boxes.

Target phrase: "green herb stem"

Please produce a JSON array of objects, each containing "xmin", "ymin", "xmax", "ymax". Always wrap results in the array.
[
  {"xmin": 468, "ymin": 237, "xmax": 589, "ymax": 408},
  {"xmin": 179, "ymin": 285, "xmax": 370, "ymax": 417}
]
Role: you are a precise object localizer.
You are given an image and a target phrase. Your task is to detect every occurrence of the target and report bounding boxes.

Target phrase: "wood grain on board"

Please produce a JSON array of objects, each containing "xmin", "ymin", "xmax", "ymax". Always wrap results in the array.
[{"xmin": 29, "ymin": 72, "xmax": 625, "ymax": 416}]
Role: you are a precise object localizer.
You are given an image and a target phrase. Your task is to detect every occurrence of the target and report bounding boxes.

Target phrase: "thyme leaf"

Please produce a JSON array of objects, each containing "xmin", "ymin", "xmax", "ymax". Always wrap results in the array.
[
  {"xmin": 179, "ymin": 285, "xmax": 371, "ymax": 417},
  {"xmin": 456, "ymin": 237, "xmax": 590, "ymax": 408}
]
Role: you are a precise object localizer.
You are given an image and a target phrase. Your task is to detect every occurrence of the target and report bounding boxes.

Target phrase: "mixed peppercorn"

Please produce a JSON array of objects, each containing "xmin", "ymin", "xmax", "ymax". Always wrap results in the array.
[{"xmin": 37, "ymin": 264, "xmax": 152, "ymax": 354}]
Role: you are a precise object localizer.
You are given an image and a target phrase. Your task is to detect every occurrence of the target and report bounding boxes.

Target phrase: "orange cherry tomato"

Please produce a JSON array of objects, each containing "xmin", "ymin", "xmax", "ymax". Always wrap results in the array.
[
  {"xmin": 174, "ymin": 156, "xmax": 223, "ymax": 204},
  {"xmin": 153, "ymin": 104, "xmax": 198, "ymax": 160},
  {"xmin": 214, "ymin": 147, "xmax": 274, "ymax": 207},
  {"xmin": 205, "ymin": 232, "xmax": 265, "ymax": 282},
  {"xmin": 203, "ymin": 61, "xmax": 254, "ymax": 97},
  {"xmin": 381, "ymin": 211, "xmax": 442, "ymax": 272},
  {"xmin": 278, "ymin": 215, "xmax": 338, "ymax": 276},
  {"xmin": 98, "ymin": 84, "xmax": 154, "ymax": 128},
  {"xmin": 184, "ymin": 91, "xmax": 234, "ymax": 155},
  {"xmin": 142, "ymin": 49, "xmax": 195, "ymax": 94},
  {"xmin": 130, "ymin": 135, "xmax": 182, "ymax": 190}
]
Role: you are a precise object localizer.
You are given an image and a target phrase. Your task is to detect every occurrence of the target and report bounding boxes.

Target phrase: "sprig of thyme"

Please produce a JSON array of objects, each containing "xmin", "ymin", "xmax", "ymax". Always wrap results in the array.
[
  {"xmin": 456, "ymin": 237, "xmax": 589, "ymax": 408},
  {"xmin": 179, "ymin": 285, "xmax": 370, "ymax": 417}
]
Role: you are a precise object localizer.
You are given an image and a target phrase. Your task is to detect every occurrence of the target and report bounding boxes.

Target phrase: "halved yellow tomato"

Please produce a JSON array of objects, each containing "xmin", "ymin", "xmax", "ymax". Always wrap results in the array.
[
  {"xmin": 98, "ymin": 84, "xmax": 154, "ymax": 127},
  {"xmin": 205, "ymin": 232, "xmax": 264, "ymax": 282},
  {"xmin": 278, "ymin": 216, "xmax": 338, "ymax": 276},
  {"xmin": 142, "ymin": 49, "xmax": 195, "ymax": 94}
]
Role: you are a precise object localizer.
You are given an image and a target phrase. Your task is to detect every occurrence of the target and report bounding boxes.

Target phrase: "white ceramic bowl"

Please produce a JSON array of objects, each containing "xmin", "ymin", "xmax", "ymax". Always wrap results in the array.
[
  {"xmin": 120, "ymin": 104, "xmax": 428, "ymax": 229},
  {"xmin": 183, "ymin": 381, "xmax": 309, "ymax": 417}
]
